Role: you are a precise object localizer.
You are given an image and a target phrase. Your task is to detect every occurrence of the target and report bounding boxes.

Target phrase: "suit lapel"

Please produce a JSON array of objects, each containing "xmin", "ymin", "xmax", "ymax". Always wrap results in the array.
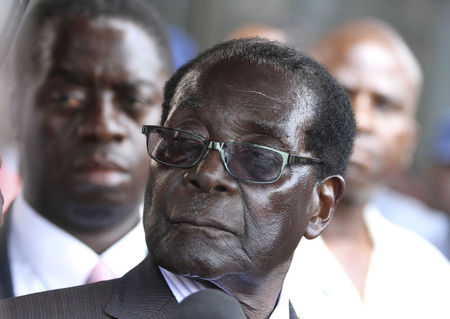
[
  {"xmin": 104, "ymin": 256, "xmax": 300, "ymax": 319},
  {"xmin": 104, "ymin": 256, "xmax": 178, "ymax": 319},
  {"xmin": 0, "ymin": 204, "xmax": 14, "ymax": 299}
]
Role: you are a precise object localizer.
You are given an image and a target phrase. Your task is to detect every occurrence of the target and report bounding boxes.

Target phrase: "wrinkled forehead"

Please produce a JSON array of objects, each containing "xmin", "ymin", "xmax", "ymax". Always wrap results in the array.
[
  {"xmin": 174, "ymin": 59, "xmax": 294, "ymax": 105},
  {"xmin": 18, "ymin": 15, "xmax": 165, "ymax": 89},
  {"xmin": 53, "ymin": 17, "xmax": 160, "ymax": 65},
  {"xmin": 167, "ymin": 60, "xmax": 317, "ymax": 136}
]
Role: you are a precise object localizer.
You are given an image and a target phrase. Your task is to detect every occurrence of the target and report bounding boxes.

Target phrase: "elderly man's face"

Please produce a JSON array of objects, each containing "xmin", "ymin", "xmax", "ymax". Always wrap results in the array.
[
  {"xmin": 19, "ymin": 17, "xmax": 166, "ymax": 228},
  {"xmin": 145, "ymin": 61, "xmax": 327, "ymax": 280},
  {"xmin": 322, "ymin": 38, "xmax": 418, "ymax": 197}
]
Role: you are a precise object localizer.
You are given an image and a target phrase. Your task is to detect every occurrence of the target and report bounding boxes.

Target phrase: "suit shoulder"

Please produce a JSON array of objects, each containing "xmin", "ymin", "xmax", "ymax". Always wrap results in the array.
[{"xmin": 0, "ymin": 279, "xmax": 117, "ymax": 319}]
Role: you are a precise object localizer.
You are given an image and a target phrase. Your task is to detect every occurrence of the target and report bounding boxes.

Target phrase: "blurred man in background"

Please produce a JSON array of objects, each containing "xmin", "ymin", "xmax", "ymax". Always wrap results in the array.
[
  {"xmin": 0, "ymin": 0, "xmax": 171, "ymax": 299},
  {"xmin": 286, "ymin": 19, "xmax": 449, "ymax": 319},
  {"xmin": 372, "ymin": 113, "xmax": 450, "ymax": 258},
  {"xmin": 368, "ymin": 111, "xmax": 450, "ymax": 259}
]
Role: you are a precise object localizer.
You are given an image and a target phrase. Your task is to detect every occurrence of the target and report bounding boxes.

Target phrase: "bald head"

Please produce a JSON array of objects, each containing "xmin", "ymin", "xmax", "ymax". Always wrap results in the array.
[
  {"xmin": 311, "ymin": 19, "xmax": 422, "ymax": 203},
  {"xmin": 226, "ymin": 24, "xmax": 287, "ymax": 42},
  {"xmin": 311, "ymin": 19, "xmax": 422, "ymax": 108}
]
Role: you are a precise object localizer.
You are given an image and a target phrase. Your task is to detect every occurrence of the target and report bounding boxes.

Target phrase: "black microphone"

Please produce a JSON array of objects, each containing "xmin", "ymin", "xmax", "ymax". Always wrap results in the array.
[{"xmin": 174, "ymin": 289, "xmax": 246, "ymax": 319}]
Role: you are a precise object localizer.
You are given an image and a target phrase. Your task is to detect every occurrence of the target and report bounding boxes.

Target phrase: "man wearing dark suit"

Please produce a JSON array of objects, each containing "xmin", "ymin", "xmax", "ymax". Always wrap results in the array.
[
  {"xmin": 1, "ymin": 38, "xmax": 356, "ymax": 318},
  {"xmin": 0, "ymin": 0, "xmax": 171, "ymax": 299}
]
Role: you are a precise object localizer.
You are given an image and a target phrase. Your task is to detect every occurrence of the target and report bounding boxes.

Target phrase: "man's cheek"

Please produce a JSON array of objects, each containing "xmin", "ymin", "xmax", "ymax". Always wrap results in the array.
[
  {"xmin": 147, "ymin": 165, "xmax": 180, "ymax": 214},
  {"xmin": 149, "ymin": 165, "xmax": 176, "ymax": 193}
]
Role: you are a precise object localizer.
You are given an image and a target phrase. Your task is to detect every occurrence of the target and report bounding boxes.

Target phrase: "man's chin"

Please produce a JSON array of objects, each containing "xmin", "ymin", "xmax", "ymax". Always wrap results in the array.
[
  {"xmin": 341, "ymin": 180, "xmax": 378, "ymax": 205},
  {"xmin": 155, "ymin": 253, "xmax": 226, "ymax": 281},
  {"xmin": 151, "ymin": 236, "xmax": 242, "ymax": 281},
  {"xmin": 345, "ymin": 162, "xmax": 380, "ymax": 187},
  {"xmin": 39, "ymin": 187, "xmax": 140, "ymax": 232},
  {"xmin": 67, "ymin": 183, "xmax": 133, "ymax": 206}
]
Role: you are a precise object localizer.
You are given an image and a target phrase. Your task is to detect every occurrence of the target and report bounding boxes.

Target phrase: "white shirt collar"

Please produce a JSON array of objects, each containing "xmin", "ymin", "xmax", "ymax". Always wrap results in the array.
[
  {"xmin": 160, "ymin": 267, "xmax": 290, "ymax": 319},
  {"xmin": 8, "ymin": 192, "xmax": 147, "ymax": 296}
]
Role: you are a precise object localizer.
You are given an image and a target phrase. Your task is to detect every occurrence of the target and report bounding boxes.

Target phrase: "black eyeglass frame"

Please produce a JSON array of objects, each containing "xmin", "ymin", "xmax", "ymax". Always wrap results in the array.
[{"xmin": 142, "ymin": 125, "xmax": 323, "ymax": 184}]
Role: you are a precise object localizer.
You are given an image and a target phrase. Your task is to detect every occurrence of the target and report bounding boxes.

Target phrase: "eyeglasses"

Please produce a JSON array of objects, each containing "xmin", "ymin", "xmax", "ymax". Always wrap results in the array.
[{"xmin": 142, "ymin": 125, "xmax": 323, "ymax": 184}]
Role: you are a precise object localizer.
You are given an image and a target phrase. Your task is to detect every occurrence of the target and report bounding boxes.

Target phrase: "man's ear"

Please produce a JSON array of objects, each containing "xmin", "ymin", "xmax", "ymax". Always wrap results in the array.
[{"xmin": 304, "ymin": 175, "xmax": 345, "ymax": 239}]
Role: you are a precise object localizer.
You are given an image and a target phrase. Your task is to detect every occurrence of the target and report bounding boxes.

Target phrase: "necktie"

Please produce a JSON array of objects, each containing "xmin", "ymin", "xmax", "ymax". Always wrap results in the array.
[{"xmin": 85, "ymin": 259, "xmax": 116, "ymax": 284}]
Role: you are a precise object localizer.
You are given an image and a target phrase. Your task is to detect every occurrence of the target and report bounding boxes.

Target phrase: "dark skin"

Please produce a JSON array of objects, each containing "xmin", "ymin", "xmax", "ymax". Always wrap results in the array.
[
  {"xmin": 312, "ymin": 23, "xmax": 420, "ymax": 298},
  {"xmin": 18, "ymin": 17, "xmax": 167, "ymax": 253},
  {"xmin": 144, "ymin": 60, "xmax": 345, "ymax": 319}
]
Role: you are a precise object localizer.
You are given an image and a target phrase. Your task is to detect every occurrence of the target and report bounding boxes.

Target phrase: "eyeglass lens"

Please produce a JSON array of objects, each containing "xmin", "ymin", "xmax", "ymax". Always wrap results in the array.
[
  {"xmin": 148, "ymin": 128, "xmax": 205, "ymax": 167},
  {"xmin": 224, "ymin": 144, "xmax": 283, "ymax": 182},
  {"xmin": 147, "ymin": 127, "xmax": 284, "ymax": 182}
]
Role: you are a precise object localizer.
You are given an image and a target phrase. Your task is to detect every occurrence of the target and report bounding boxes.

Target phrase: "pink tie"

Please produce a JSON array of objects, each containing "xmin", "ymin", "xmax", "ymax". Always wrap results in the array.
[{"xmin": 85, "ymin": 259, "xmax": 116, "ymax": 284}]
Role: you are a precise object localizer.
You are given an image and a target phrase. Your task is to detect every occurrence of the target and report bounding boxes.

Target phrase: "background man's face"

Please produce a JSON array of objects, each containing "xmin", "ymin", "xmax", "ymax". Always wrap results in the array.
[
  {"xmin": 322, "ymin": 39, "xmax": 418, "ymax": 197},
  {"xmin": 145, "ymin": 61, "xmax": 320, "ymax": 281},
  {"xmin": 19, "ymin": 17, "xmax": 166, "ymax": 228}
]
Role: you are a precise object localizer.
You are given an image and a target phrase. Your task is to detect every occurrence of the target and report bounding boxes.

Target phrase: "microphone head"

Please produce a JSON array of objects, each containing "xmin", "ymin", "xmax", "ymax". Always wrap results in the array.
[{"xmin": 174, "ymin": 289, "xmax": 246, "ymax": 319}]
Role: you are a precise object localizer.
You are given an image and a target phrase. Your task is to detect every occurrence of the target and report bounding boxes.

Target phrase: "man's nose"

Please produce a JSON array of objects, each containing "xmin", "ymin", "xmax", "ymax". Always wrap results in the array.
[
  {"xmin": 353, "ymin": 91, "xmax": 375, "ymax": 133},
  {"xmin": 77, "ymin": 91, "xmax": 126, "ymax": 142},
  {"xmin": 183, "ymin": 151, "xmax": 238, "ymax": 194}
]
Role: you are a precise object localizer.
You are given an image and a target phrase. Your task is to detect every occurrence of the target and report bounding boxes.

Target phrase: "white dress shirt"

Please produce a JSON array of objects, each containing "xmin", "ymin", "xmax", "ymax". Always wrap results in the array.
[
  {"xmin": 8, "ymin": 192, "xmax": 147, "ymax": 297},
  {"xmin": 285, "ymin": 206, "xmax": 450, "ymax": 319},
  {"xmin": 160, "ymin": 267, "xmax": 290, "ymax": 319}
]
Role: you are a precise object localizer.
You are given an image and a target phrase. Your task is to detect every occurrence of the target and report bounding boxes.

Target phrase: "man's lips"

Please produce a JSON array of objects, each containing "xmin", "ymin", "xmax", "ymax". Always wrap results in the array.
[
  {"xmin": 165, "ymin": 188, "xmax": 244, "ymax": 236},
  {"xmin": 169, "ymin": 216, "xmax": 236, "ymax": 235},
  {"xmin": 71, "ymin": 158, "xmax": 130, "ymax": 187}
]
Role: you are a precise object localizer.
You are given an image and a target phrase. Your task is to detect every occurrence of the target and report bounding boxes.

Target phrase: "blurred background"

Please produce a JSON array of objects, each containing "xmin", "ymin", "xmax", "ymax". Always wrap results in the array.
[{"xmin": 1, "ymin": 0, "xmax": 449, "ymax": 169}]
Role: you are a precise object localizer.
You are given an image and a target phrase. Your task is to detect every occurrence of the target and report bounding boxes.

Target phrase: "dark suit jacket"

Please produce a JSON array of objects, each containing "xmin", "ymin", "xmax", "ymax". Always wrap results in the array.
[
  {"xmin": 0, "ymin": 256, "xmax": 299, "ymax": 318},
  {"xmin": 0, "ymin": 205, "xmax": 14, "ymax": 299}
]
